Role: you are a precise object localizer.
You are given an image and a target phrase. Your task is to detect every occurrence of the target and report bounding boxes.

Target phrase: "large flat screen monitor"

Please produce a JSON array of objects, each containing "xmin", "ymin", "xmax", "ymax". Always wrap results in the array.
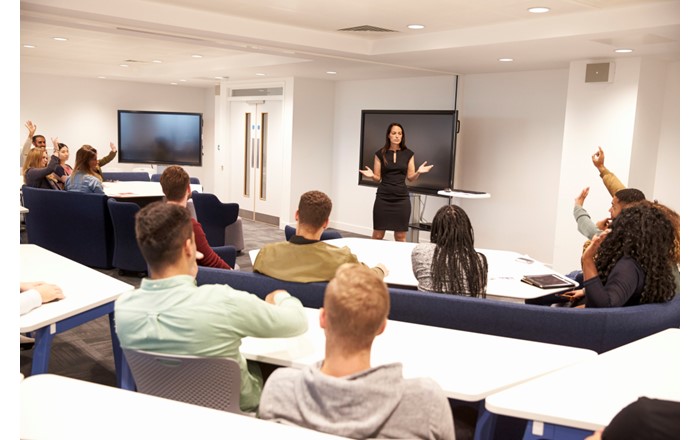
[
  {"xmin": 358, "ymin": 110, "xmax": 458, "ymax": 195},
  {"xmin": 117, "ymin": 110, "xmax": 203, "ymax": 166}
]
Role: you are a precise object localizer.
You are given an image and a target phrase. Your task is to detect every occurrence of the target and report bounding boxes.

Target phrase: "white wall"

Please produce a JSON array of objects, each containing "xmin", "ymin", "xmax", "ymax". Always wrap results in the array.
[
  {"xmin": 330, "ymin": 75, "xmax": 457, "ymax": 239},
  {"xmin": 653, "ymin": 61, "xmax": 680, "ymax": 212},
  {"xmin": 552, "ymin": 58, "xmax": 679, "ymax": 273},
  {"xmin": 454, "ymin": 69, "xmax": 569, "ymax": 264},
  {"xmin": 19, "ymin": 73, "xmax": 214, "ymax": 188},
  {"xmin": 287, "ymin": 78, "xmax": 336, "ymax": 227}
]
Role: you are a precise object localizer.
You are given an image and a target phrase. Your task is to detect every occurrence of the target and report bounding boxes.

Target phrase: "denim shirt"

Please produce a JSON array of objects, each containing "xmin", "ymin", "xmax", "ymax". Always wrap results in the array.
[{"xmin": 65, "ymin": 172, "xmax": 104, "ymax": 194}]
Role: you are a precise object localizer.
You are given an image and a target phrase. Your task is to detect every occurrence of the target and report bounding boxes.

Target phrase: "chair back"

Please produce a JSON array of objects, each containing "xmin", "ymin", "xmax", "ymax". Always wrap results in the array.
[
  {"xmin": 107, "ymin": 198, "xmax": 147, "ymax": 273},
  {"xmin": 151, "ymin": 173, "xmax": 200, "ymax": 185},
  {"xmin": 102, "ymin": 171, "xmax": 150, "ymax": 182},
  {"xmin": 122, "ymin": 348, "xmax": 245, "ymax": 414},
  {"xmin": 284, "ymin": 225, "xmax": 342, "ymax": 241},
  {"xmin": 191, "ymin": 192, "xmax": 239, "ymax": 247}
]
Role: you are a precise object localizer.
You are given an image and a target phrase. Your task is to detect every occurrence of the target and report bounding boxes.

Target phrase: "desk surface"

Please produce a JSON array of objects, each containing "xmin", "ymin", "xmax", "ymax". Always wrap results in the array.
[
  {"xmin": 20, "ymin": 374, "xmax": 345, "ymax": 439},
  {"xmin": 241, "ymin": 308, "xmax": 596, "ymax": 402},
  {"xmin": 20, "ymin": 244, "xmax": 133, "ymax": 332},
  {"xmin": 102, "ymin": 181, "xmax": 202, "ymax": 198},
  {"xmin": 485, "ymin": 328, "xmax": 680, "ymax": 431},
  {"xmin": 250, "ymin": 237, "xmax": 574, "ymax": 301}
]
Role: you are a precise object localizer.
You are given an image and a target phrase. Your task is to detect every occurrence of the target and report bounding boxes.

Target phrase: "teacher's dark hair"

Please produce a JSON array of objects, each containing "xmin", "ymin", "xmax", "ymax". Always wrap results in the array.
[
  {"xmin": 380, "ymin": 122, "xmax": 407, "ymax": 166},
  {"xmin": 429, "ymin": 205, "xmax": 488, "ymax": 297},
  {"xmin": 595, "ymin": 203, "xmax": 676, "ymax": 303}
]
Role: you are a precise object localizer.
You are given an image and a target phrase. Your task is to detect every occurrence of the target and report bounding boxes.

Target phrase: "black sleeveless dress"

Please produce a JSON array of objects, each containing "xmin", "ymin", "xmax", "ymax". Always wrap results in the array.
[{"xmin": 373, "ymin": 148, "xmax": 414, "ymax": 231}]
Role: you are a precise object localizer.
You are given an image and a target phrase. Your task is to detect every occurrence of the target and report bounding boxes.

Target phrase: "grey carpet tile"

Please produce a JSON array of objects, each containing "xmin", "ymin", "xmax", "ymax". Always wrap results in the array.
[{"xmin": 20, "ymin": 218, "xmax": 369, "ymax": 387}]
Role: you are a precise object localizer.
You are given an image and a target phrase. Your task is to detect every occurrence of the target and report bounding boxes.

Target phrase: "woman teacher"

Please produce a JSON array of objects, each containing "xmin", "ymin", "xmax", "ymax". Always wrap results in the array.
[{"xmin": 359, "ymin": 122, "xmax": 433, "ymax": 241}]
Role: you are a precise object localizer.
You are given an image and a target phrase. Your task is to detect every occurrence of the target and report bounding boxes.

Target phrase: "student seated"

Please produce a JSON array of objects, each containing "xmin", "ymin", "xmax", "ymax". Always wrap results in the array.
[
  {"xmin": 65, "ymin": 147, "xmax": 104, "ymax": 193},
  {"xmin": 159, "ymin": 165, "xmax": 233, "ymax": 270},
  {"xmin": 561, "ymin": 202, "xmax": 677, "ymax": 308},
  {"xmin": 22, "ymin": 147, "xmax": 63, "ymax": 190},
  {"xmin": 411, "ymin": 205, "xmax": 487, "ymax": 296},
  {"xmin": 114, "ymin": 202, "xmax": 308, "ymax": 412},
  {"xmin": 258, "ymin": 263, "xmax": 455, "ymax": 440},
  {"xmin": 253, "ymin": 190, "xmax": 387, "ymax": 282}
]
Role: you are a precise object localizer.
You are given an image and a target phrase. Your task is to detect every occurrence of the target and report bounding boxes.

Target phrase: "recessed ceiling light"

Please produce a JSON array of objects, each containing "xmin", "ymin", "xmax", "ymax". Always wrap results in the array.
[
  {"xmin": 255, "ymin": 73, "xmax": 266, "ymax": 76},
  {"xmin": 97, "ymin": 76, "xmax": 106, "ymax": 79},
  {"xmin": 53, "ymin": 37, "xmax": 68, "ymax": 42},
  {"xmin": 498, "ymin": 58, "xmax": 514, "ymax": 62},
  {"xmin": 23, "ymin": 44, "xmax": 36, "ymax": 49},
  {"xmin": 170, "ymin": 82, "xmax": 178, "ymax": 85},
  {"xmin": 152, "ymin": 60, "xmax": 162, "ymax": 63},
  {"xmin": 191, "ymin": 54, "xmax": 203, "ymax": 58},
  {"xmin": 179, "ymin": 79, "xmax": 187, "ymax": 82},
  {"xmin": 528, "ymin": 7, "xmax": 550, "ymax": 14},
  {"xmin": 407, "ymin": 24, "xmax": 425, "ymax": 30},
  {"xmin": 214, "ymin": 76, "xmax": 225, "ymax": 80},
  {"xmin": 326, "ymin": 71, "xmax": 337, "ymax": 75},
  {"xmin": 615, "ymin": 48, "xmax": 634, "ymax": 53},
  {"xmin": 119, "ymin": 64, "xmax": 129, "ymax": 68}
]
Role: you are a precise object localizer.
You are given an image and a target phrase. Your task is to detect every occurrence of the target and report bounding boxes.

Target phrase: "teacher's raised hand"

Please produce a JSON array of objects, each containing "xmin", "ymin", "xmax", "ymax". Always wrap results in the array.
[
  {"xmin": 417, "ymin": 161, "xmax": 433, "ymax": 174},
  {"xmin": 359, "ymin": 166, "xmax": 375, "ymax": 179}
]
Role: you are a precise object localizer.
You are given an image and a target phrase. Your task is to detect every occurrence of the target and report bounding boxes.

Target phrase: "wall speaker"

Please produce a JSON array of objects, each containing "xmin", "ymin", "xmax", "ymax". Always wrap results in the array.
[{"xmin": 585, "ymin": 62, "xmax": 614, "ymax": 83}]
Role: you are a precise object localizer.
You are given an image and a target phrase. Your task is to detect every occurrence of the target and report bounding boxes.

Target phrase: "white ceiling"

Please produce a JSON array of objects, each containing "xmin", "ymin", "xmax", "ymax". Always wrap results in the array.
[{"xmin": 20, "ymin": 0, "xmax": 680, "ymax": 88}]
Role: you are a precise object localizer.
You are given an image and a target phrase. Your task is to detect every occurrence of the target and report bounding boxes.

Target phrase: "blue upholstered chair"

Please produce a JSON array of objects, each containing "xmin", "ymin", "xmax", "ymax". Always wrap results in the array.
[
  {"xmin": 284, "ymin": 225, "xmax": 342, "ymax": 241},
  {"xmin": 107, "ymin": 198, "xmax": 147, "ymax": 274},
  {"xmin": 150, "ymin": 173, "xmax": 200, "ymax": 185},
  {"xmin": 102, "ymin": 171, "xmax": 150, "ymax": 182},
  {"xmin": 22, "ymin": 186, "xmax": 114, "ymax": 268},
  {"xmin": 210, "ymin": 245, "xmax": 238, "ymax": 269},
  {"xmin": 191, "ymin": 193, "xmax": 239, "ymax": 247}
]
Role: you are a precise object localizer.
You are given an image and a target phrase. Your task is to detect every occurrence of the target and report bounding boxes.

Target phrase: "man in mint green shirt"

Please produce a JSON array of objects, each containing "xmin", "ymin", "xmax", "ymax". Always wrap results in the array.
[{"xmin": 115, "ymin": 202, "xmax": 308, "ymax": 412}]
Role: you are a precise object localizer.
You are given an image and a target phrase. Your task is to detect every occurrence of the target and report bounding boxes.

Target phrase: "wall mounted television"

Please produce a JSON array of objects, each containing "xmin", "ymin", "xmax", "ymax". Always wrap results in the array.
[
  {"xmin": 117, "ymin": 110, "xmax": 203, "ymax": 166},
  {"xmin": 358, "ymin": 110, "xmax": 458, "ymax": 196}
]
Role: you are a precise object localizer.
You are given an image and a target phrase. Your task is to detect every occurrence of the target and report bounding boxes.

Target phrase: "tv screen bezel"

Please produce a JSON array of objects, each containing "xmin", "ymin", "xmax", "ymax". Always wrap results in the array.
[
  {"xmin": 357, "ymin": 109, "xmax": 458, "ymax": 196},
  {"xmin": 117, "ymin": 110, "xmax": 203, "ymax": 166}
]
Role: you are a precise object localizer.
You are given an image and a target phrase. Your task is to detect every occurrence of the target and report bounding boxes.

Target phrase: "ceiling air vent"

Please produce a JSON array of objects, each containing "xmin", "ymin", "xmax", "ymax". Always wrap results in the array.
[{"xmin": 338, "ymin": 25, "xmax": 397, "ymax": 33}]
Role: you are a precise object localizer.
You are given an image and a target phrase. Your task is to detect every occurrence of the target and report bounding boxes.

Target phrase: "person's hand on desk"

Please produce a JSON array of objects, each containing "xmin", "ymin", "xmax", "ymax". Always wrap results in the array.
[
  {"xmin": 20, "ymin": 282, "xmax": 65, "ymax": 303},
  {"xmin": 374, "ymin": 263, "xmax": 389, "ymax": 279}
]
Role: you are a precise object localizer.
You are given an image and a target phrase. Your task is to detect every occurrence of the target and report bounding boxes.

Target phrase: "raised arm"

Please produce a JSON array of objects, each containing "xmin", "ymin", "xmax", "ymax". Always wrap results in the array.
[
  {"xmin": 592, "ymin": 146, "xmax": 625, "ymax": 196},
  {"xmin": 98, "ymin": 143, "xmax": 117, "ymax": 167},
  {"xmin": 359, "ymin": 156, "xmax": 382, "ymax": 182},
  {"xmin": 407, "ymin": 156, "xmax": 433, "ymax": 181}
]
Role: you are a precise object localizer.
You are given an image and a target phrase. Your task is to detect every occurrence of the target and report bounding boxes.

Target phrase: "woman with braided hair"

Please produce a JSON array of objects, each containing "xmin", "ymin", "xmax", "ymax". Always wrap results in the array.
[
  {"xmin": 563, "ymin": 202, "xmax": 677, "ymax": 307},
  {"xmin": 411, "ymin": 205, "xmax": 488, "ymax": 296}
]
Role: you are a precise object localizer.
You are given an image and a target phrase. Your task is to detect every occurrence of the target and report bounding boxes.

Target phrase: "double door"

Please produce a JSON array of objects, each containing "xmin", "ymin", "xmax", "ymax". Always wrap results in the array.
[{"xmin": 228, "ymin": 99, "xmax": 282, "ymax": 223}]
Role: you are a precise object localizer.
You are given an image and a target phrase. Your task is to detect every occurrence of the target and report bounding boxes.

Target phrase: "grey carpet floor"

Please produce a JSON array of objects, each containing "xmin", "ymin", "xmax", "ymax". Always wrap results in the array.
[{"xmin": 20, "ymin": 218, "xmax": 366, "ymax": 387}]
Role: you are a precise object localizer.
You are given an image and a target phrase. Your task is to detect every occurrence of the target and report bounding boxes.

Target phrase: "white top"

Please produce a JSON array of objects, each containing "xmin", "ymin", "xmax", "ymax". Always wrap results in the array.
[
  {"xmin": 485, "ymin": 328, "xmax": 680, "ymax": 431},
  {"xmin": 19, "ymin": 244, "xmax": 134, "ymax": 332},
  {"xmin": 102, "ymin": 181, "xmax": 202, "ymax": 198},
  {"xmin": 20, "ymin": 374, "xmax": 345, "ymax": 440},
  {"xmin": 241, "ymin": 308, "xmax": 596, "ymax": 402}
]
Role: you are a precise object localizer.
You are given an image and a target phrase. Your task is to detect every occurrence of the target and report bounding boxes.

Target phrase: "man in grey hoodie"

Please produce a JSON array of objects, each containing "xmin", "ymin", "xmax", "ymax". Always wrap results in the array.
[{"xmin": 258, "ymin": 263, "xmax": 455, "ymax": 440}]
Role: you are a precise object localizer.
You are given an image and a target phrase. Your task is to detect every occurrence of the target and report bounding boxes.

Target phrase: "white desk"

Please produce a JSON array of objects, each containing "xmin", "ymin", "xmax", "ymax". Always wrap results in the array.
[
  {"xmin": 485, "ymin": 328, "xmax": 680, "ymax": 437},
  {"xmin": 249, "ymin": 237, "xmax": 575, "ymax": 302},
  {"xmin": 103, "ymin": 181, "xmax": 202, "ymax": 198},
  {"xmin": 21, "ymin": 374, "xmax": 345, "ymax": 440},
  {"xmin": 20, "ymin": 244, "xmax": 134, "ymax": 381},
  {"xmin": 242, "ymin": 307, "xmax": 595, "ymax": 439}
]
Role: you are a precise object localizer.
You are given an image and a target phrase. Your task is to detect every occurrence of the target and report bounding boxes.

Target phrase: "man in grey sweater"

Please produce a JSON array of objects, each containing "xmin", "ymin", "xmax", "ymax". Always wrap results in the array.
[{"xmin": 258, "ymin": 263, "xmax": 455, "ymax": 440}]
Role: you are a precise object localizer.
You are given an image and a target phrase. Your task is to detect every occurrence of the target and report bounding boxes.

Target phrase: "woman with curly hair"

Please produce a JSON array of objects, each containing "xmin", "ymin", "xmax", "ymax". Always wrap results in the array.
[
  {"xmin": 565, "ymin": 203, "xmax": 677, "ymax": 307},
  {"xmin": 411, "ymin": 204, "xmax": 488, "ymax": 296}
]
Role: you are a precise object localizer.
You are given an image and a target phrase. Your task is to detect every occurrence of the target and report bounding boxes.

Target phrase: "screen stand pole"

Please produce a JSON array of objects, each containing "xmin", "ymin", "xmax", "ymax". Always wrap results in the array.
[{"xmin": 408, "ymin": 193, "xmax": 421, "ymax": 243}]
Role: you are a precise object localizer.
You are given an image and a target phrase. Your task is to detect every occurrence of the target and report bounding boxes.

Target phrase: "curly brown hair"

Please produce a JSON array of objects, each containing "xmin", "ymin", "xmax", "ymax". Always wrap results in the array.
[{"xmin": 595, "ymin": 203, "xmax": 676, "ymax": 303}]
